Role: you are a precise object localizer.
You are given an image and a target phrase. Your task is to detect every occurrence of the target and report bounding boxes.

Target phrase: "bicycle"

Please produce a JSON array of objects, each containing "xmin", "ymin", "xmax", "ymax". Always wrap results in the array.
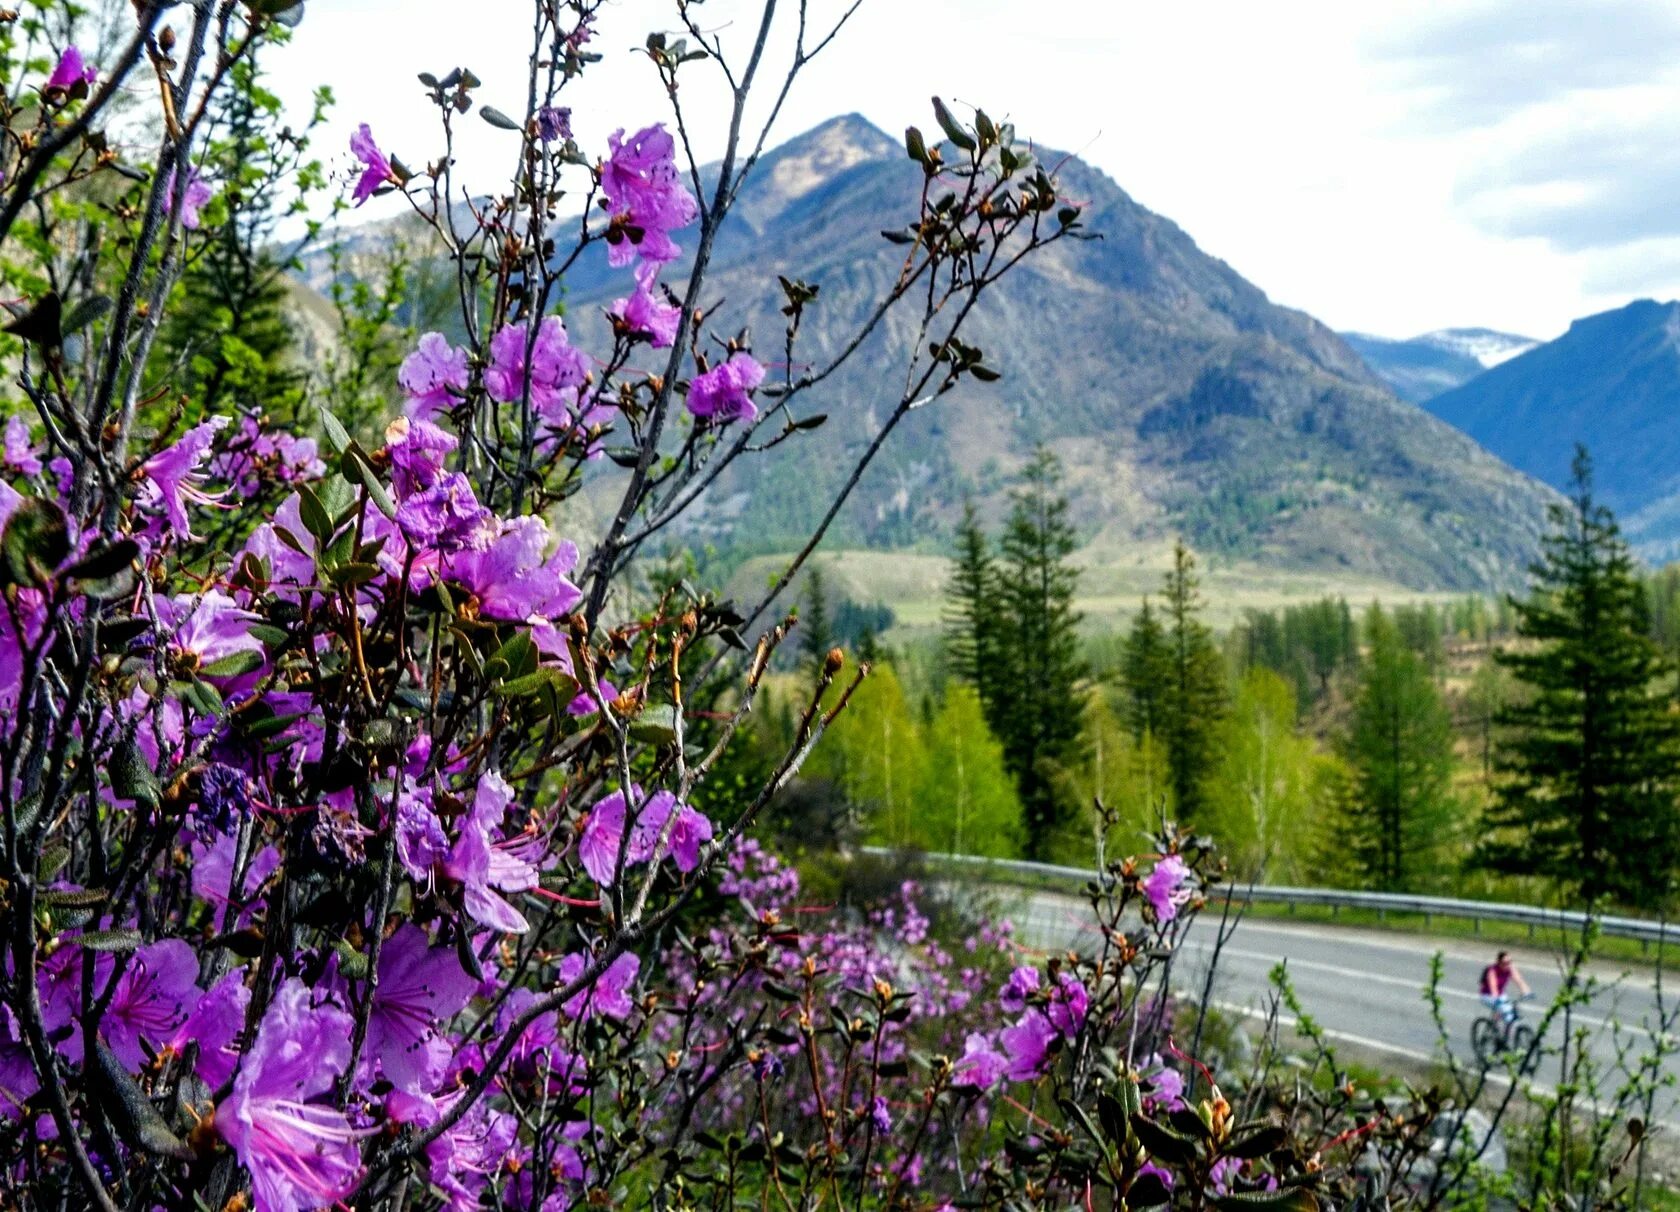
[{"xmin": 1471, "ymin": 992, "xmax": 1537, "ymax": 1073}]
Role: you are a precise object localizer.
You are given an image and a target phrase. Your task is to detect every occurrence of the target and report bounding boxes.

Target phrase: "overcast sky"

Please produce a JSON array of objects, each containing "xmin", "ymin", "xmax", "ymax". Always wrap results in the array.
[{"xmin": 269, "ymin": 0, "xmax": 1680, "ymax": 341}]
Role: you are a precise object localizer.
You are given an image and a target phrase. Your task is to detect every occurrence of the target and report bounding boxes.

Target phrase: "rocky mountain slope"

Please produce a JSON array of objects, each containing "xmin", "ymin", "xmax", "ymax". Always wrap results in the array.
[{"xmin": 301, "ymin": 115, "xmax": 1559, "ymax": 591}]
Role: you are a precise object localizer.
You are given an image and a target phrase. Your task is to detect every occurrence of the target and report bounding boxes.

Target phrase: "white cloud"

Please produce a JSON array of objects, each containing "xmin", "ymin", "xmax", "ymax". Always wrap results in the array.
[{"xmin": 264, "ymin": 0, "xmax": 1680, "ymax": 341}]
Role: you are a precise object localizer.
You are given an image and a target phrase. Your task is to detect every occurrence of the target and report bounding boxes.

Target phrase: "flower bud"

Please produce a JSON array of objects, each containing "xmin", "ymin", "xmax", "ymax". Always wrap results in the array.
[{"xmin": 823, "ymin": 647, "xmax": 844, "ymax": 675}]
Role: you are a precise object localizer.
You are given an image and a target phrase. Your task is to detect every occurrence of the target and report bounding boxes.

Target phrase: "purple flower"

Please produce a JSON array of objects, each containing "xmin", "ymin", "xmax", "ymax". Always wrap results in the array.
[
  {"xmin": 102, "ymin": 939, "xmax": 198, "ymax": 1070},
  {"xmin": 444, "ymin": 516, "xmax": 581, "ymax": 622},
  {"xmin": 999, "ymin": 1010, "xmax": 1057, "ymax": 1081},
  {"xmin": 395, "ymin": 787, "xmax": 449, "ymax": 883},
  {"xmin": 1141, "ymin": 1056, "xmax": 1185, "ymax": 1113},
  {"xmin": 870, "ymin": 1095, "xmax": 892, "ymax": 1133},
  {"xmin": 1046, "ymin": 973, "xmax": 1088, "ymax": 1037},
  {"xmin": 385, "ymin": 416, "xmax": 459, "ymax": 496},
  {"xmin": 395, "ymin": 471, "xmax": 494, "ymax": 554},
  {"xmin": 999, "ymin": 965, "xmax": 1039, "ymax": 1014},
  {"xmin": 634, "ymin": 790, "xmax": 714, "ymax": 873},
  {"xmin": 0, "ymin": 1008, "xmax": 40, "ymax": 1123},
  {"xmin": 443, "ymin": 772, "xmax": 541, "ymax": 934},
  {"xmin": 578, "ymin": 787, "xmax": 708, "ymax": 886},
  {"xmin": 557, "ymin": 950, "xmax": 640, "ymax": 1021},
  {"xmin": 218, "ymin": 979, "xmax": 365, "ymax": 1212},
  {"xmin": 536, "ymin": 105, "xmax": 572, "ymax": 143},
  {"xmin": 3, "ymin": 416, "xmax": 41, "ymax": 477},
  {"xmin": 194, "ymin": 762, "xmax": 254, "ymax": 839},
  {"xmin": 166, "ymin": 166, "xmax": 214, "ymax": 230},
  {"xmin": 686, "ymin": 351, "xmax": 766, "ymax": 423},
  {"xmin": 483, "ymin": 317, "xmax": 590, "ymax": 421},
  {"xmin": 158, "ymin": 590, "xmax": 263, "ymax": 671},
  {"xmin": 169, "ymin": 968, "xmax": 250, "ymax": 1089},
  {"xmin": 424, "ymin": 1094, "xmax": 518, "ymax": 1212},
  {"xmin": 951, "ymin": 1032, "xmax": 1008, "ymax": 1090},
  {"xmin": 140, "ymin": 416, "xmax": 228, "ymax": 539},
  {"xmin": 600, "ymin": 124, "xmax": 698, "ymax": 267},
  {"xmin": 191, "ymin": 829, "xmax": 280, "ymax": 920},
  {"xmin": 1141, "ymin": 855, "xmax": 1193, "ymax": 923},
  {"xmin": 1136, "ymin": 1163, "xmax": 1176, "ymax": 1193},
  {"xmin": 46, "ymin": 46, "xmax": 96, "ymax": 93},
  {"xmin": 350, "ymin": 123, "xmax": 394, "ymax": 205},
  {"xmin": 398, "ymin": 333, "xmax": 470, "ymax": 419},
  {"xmin": 360, "ymin": 924, "xmax": 477, "ymax": 1095},
  {"xmin": 609, "ymin": 262, "xmax": 682, "ymax": 349}
]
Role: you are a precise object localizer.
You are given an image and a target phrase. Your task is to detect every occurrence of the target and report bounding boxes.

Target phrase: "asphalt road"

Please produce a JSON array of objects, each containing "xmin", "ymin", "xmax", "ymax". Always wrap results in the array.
[{"xmin": 1008, "ymin": 890, "xmax": 1680, "ymax": 1122}]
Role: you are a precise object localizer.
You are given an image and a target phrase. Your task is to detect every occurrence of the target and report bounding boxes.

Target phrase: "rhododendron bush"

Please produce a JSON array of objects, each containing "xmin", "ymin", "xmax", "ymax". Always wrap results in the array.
[{"xmin": 0, "ymin": 2, "xmax": 1474, "ymax": 1210}]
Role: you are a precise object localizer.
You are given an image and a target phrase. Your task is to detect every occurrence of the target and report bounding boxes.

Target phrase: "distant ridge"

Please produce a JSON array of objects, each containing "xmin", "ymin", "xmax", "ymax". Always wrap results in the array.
[
  {"xmin": 1425, "ymin": 300, "xmax": 1680, "ymax": 559},
  {"xmin": 1342, "ymin": 328, "xmax": 1539, "ymax": 403}
]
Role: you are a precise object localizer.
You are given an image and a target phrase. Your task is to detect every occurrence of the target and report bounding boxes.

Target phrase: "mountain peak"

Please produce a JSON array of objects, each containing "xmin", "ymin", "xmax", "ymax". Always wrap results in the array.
[{"xmin": 733, "ymin": 114, "xmax": 897, "ymax": 227}]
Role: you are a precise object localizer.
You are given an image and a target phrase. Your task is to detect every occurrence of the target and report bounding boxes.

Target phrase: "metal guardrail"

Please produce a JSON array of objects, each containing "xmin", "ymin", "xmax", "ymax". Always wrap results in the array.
[{"xmin": 861, "ymin": 847, "xmax": 1680, "ymax": 947}]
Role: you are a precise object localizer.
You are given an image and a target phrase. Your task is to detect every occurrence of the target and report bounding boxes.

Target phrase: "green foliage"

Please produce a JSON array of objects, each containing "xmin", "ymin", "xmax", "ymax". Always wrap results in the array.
[
  {"xmin": 991, "ymin": 448, "xmax": 1088, "ymax": 856},
  {"xmin": 807, "ymin": 664, "xmax": 928, "ymax": 850},
  {"xmin": 1478, "ymin": 448, "xmax": 1680, "ymax": 909},
  {"xmin": 1338, "ymin": 603, "xmax": 1459, "ymax": 890},
  {"xmin": 915, "ymin": 684, "xmax": 1023, "ymax": 857},
  {"xmin": 1053, "ymin": 694, "xmax": 1169, "ymax": 864},
  {"xmin": 1231, "ymin": 596, "xmax": 1359, "ymax": 715},
  {"xmin": 1203, "ymin": 668, "xmax": 1339, "ymax": 882},
  {"xmin": 798, "ymin": 566, "xmax": 836, "ymax": 673},
  {"xmin": 942, "ymin": 499, "xmax": 1004, "ymax": 712},
  {"xmin": 1158, "ymin": 540, "xmax": 1229, "ymax": 824},
  {"xmin": 1120, "ymin": 597, "xmax": 1171, "ymax": 737}
]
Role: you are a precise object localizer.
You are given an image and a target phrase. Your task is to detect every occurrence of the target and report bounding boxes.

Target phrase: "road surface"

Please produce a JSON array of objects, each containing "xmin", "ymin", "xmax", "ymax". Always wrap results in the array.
[{"xmin": 1008, "ymin": 889, "xmax": 1680, "ymax": 1122}]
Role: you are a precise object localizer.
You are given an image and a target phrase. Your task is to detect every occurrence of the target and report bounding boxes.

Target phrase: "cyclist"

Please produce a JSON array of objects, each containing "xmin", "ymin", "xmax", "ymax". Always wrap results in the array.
[{"xmin": 1478, "ymin": 950, "xmax": 1531, "ymax": 1035}]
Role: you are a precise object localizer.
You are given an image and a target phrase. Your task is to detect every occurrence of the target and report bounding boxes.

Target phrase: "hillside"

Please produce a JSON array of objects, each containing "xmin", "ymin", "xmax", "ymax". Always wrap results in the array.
[
  {"xmin": 302, "ymin": 115, "xmax": 1559, "ymax": 591},
  {"xmin": 1425, "ymin": 300, "xmax": 1680, "ymax": 559},
  {"xmin": 1342, "ymin": 328, "xmax": 1538, "ymax": 403}
]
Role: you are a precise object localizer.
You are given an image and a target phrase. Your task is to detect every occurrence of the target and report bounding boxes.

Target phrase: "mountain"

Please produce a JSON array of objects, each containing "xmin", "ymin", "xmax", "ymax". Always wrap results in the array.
[
  {"xmin": 305, "ymin": 115, "xmax": 1557, "ymax": 591},
  {"xmin": 1425, "ymin": 299, "xmax": 1680, "ymax": 559},
  {"xmin": 1342, "ymin": 328, "xmax": 1539, "ymax": 403}
]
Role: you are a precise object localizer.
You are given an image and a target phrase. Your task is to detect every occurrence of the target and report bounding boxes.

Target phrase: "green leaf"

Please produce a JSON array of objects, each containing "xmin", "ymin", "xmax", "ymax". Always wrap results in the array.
[
  {"xmin": 91, "ymin": 1041, "xmax": 192, "ymax": 1160},
  {"xmin": 201, "ymin": 649, "xmax": 265, "ymax": 679},
  {"xmin": 345, "ymin": 449, "xmax": 398, "ymax": 520},
  {"xmin": 109, "ymin": 738, "xmax": 161, "ymax": 810},
  {"xmin": 63, "ymin": 538, "xmax": 139, "ymax": 583},
  {"xmin": 60, "ymin": 295, "xmax": 112, "ymax": 336},
  {"xmin": 1130, "ymin": 1113, "xmax": 1199, "ymax": 1165},
  {"xmin": 495, "ymin": 667, "xmax": 578, "ymax": 700},
  {"xmin": 904, "ymin": 125, "xmax": 929, "ymax": 165},
  {"xmin": 296, "ymin": 483, "xmax": 334, "ymax": 542},
  {"xmin": 931, "ymin": 96, "xmax": 976, "ymax": 151},
  {"xmin": 490, "ymin": 632, "xmax": 539, "ymax": 682},
  {"xmin": 1, "ymin": 496, "xmax": 69, "ymax": 587},
  {"xmin": 333, "ymin": 939, "xmax": 369, "ymax": 980},
  {"xmin": 480, "ymin": 106, "xmax": 521, "ymax": 131},
  {"xmin": 1213, "ymin": 1189, "xmax": 1319, "ymax": 1211},
  {"xmin": 1128, "ymin": 1172, "xmax": 1172, "ymax": 1207},
  {"xmin": 629, "ymin": 703, "xmax": 679, "ymax": 745},
  {"xmin": 179, "ymin": 678, "xmax": 224, "ymax": 718},
  {"xmin": 39, "ymin": 886, "xmax": 106, "ymax": 908},
  {"xmin": 78, "ymin": 928, "xmax": 144, "ymax": 953},
  {"xmin": 317, "ymin": 406, "xmax": 352, "ymax": 455},
  {"xmin": 1223, "ymin": 1125, "xmax": 1288, "ymax": 1160}
]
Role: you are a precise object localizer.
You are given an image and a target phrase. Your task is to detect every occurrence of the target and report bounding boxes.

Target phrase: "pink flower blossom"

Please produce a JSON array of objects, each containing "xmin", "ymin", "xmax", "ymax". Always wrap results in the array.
[
  {"xmin": 102, "ymin": 939, "xmax": 198, "ymax": 1070},
  {"xmin": 557, "ymin": 950, "xmax": 640, "ymax": 1021},
  {"xmin": 350, "ymin": 123, "xmax": 394, "ymax": 205},
  {"xmin": 3, "ymin": 416, "xmax": 41, "ymax": 477},
  {"xmin": 444, "ymin": 516, "xmax": 581, "ymax": 623},
  {"xmin": 139, "ymin": 416, "xmax": 228, "ymax": 539},
  {"xmin": 1141, "ymin": 854, "xmax": 1193, "ymax": 923},
  {"xmin": 359, "ymin": 924, "xmax": 476, "ymax": 1095},
  {"xmin": 687, "ymin": 352, "xmax": 766, "ymax": 423},
  {"xmin": 168, "ymin": 968, "xmax": 250, "ymax": 1089},
  {"xmin": 600, "ymin": 124, "xmax": 698, "ymax": 267},
  {"xmin": 999, "ymin": 1010, "xmax": 1057, "ymax": 1081},
  {"xmin": 166, "ymin": 166, "xmax": 214, "ymax": 230},
  {"xmin": 483, "ymin": 317, "xmax": 590, "ymax": 421},
  {"xmin": 609, "ymin": 263, "xmax": 682, "ymax": 348},
  {"xmin": 951, "ymin": 1032, "xmax": 1007, "ymax": 1090},
  {"xmin": 443, "ymin": 772, "xmax": 542, "ymax": 934},
  {"xmin": 46, "ymin": 47, "xmax": 96, "ymax": 92},
  {"xmin": 398, "ymin": 334, "xmax": 470, "ymax": 419},
  {"xmin": 218, "ymin": 980, "xmax": 365, "ymax": 1212}
]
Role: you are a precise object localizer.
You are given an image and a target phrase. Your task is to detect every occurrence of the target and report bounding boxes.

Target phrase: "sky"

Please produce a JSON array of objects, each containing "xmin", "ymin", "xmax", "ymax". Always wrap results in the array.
[{"xmin": 266, "ymin": 0, "xmax": 1680, "ymax": 342}]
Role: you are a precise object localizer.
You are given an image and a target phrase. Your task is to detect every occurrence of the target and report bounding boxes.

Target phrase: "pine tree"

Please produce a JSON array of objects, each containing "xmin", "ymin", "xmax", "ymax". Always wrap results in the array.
[
  {"xmin": 917, "ymin": 684, "xmax": 1025, "ymax": 857},
  {"xmin": 1477, "ymin": 448, "xmax": 1680, "ymax": 908},
  {"xmin": 799, "ymin": 566, "xmax": 836, "ymax": 674},
  {"xmin": 943, "ymin": 499, "xmax": 1003, "ymax": 717},
  {"xmin": 1340, "ymin": 604, "xmax": 1458, "ymax": 890},
  {"xmin": 1121, "ymin": 597, "xmax": 1171, "ymax": 739},
  {"xmin": 1159, "ymin": 541, "xmax": 1228, "ymax": 823},
  {"xmin": 993, "ymin": 449, "xmax": 1087, "ymax": 857}
]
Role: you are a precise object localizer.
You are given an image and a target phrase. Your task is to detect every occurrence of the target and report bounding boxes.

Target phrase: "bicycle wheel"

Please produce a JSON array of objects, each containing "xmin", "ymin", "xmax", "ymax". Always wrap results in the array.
[
  {"xmin": 1511, "ymin": 1025, "xmax": 1538, "ymax": 1074},
  {"xmin": 1470, "ymin": 1017, "xmax": 1497, "ymax": 1066}
]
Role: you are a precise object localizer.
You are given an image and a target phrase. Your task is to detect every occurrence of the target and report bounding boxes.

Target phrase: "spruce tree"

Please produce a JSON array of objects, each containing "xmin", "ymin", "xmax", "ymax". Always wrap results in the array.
[
  {"xmin": 1477, "ymin": 448, "xmax": 1680, "ymax": 908},
  {"xmin": 943, "ymin": 499, "xmax": 1003, "ymax": 717},
  {"xmin": 1340, "ymin": 604, "xmax": 1457, "ymax": 890},
  {"xmin": 994, "ymin": 449, "xmax": 1087, "ymax": 857},
  {"xmin": 799, "ymin": 566, "xmax": 836, "ymax": 674},
  {"xmin": 1121, "ymin": 597, "xmax": 1171, "ymax": 739},
  {"xmin": 1159, "ymin": 541, "xmax": 1228, "ymax": 823}
]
